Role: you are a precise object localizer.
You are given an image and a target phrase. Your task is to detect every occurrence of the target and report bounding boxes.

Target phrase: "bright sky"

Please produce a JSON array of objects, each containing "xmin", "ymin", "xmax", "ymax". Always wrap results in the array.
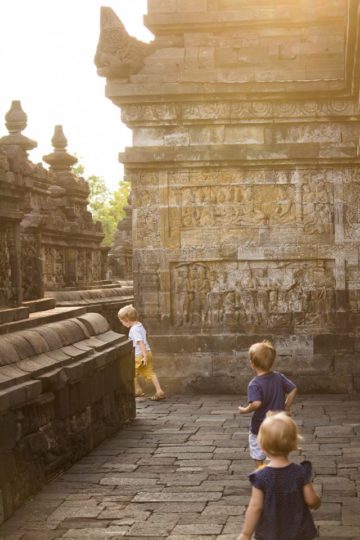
[{"xmin": 0, "ymin": 0, "xmax": 152, "ymax": 190}]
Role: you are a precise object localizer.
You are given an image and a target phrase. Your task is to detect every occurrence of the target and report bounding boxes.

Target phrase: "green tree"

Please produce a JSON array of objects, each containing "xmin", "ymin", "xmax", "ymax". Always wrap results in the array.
[{"xmin": 73, "ymin": 163, "xmax": 130, "ymax": 246}]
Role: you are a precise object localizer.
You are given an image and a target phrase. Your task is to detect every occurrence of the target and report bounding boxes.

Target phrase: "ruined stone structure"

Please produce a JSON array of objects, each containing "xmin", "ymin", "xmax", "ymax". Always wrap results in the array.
[
  {"xmin": 0, "ymin": 101, "xmax": 107, "ymax": 315},
  {"xmin": 0, "ymin": 102, "xmax": 35, "ymax": 319},
  {"xmin": 96, "ymin": 1, "xmax": 360, "ymax": 393},
  {"xmin": 0, "ymin": 102, "xmax": 135, "ymax": 522}
]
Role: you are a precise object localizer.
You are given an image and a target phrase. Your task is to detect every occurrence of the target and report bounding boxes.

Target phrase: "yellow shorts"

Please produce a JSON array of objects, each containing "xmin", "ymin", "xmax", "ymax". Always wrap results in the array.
[{"xmin": 135, "ymin": 351, "xmax": 155, "ymax": 381}]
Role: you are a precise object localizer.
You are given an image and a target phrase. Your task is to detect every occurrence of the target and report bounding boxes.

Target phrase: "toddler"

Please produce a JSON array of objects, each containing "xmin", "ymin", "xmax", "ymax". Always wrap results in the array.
[
  {"xmin": 118, "ymin": 305, "xmax": 165, "ymax": 401},
  {"xmin": 239, "ymin": 341, "xmax": 297, "ymax": 467},
  {"xmin": 237, "ymin": 412, "xmax": 321, "ymax": 540}
]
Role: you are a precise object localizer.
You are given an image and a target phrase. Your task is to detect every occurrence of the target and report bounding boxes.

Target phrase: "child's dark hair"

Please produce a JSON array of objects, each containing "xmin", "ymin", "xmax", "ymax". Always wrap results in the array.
[{"xmin": 249, "ymin": 340, "xmax": 276, "ymax": 371}]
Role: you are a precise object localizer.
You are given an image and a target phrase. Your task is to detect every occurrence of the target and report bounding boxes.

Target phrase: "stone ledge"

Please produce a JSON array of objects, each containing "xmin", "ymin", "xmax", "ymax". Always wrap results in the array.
[
  {"xmin": 0, "ymin": 313, "xmax": 135, "ymax": 523},
  {"xmin": 46, "ymin": 287, "xmax": 133, "ymax": 305}
]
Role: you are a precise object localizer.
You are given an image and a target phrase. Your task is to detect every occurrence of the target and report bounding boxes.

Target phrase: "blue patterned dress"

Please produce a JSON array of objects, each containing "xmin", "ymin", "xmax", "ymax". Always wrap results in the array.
[{"xmin": 249, "ymin": 461, "xmax": 318, "ymax": 540}]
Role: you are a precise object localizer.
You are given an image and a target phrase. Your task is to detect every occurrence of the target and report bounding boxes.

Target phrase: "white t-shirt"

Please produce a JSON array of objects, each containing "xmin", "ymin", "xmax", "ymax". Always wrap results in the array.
[{"xmin": 129, "ymin": 322, "xmax": 151, "ymax": 356}]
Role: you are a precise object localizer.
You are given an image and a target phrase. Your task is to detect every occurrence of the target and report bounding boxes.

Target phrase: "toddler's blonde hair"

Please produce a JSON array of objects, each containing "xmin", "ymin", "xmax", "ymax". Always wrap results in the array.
[
  {"xmin": 118, "ymin": 304, "xmax": 138, "ymax": 322},
  {"xmin": 249, "ymin": 340, "xmax": 276, "ymax": 371},
  {"xmin": 258, "ymin": 411, "xmax": 302, "ymax": 457}
]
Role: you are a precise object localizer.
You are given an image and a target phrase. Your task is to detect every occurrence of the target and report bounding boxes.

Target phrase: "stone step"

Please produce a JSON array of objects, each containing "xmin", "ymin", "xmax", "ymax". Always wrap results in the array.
[
  {"xmin": 22, "ymin": 297, "xmax": 56, "ymax": 313},
  {"xmin": 0, "ymin": 306, "xmax": 29, "ymax": 325},
  {"xmin": 0, "ymin": 306, "xmax": 86, "ymax": 335}
]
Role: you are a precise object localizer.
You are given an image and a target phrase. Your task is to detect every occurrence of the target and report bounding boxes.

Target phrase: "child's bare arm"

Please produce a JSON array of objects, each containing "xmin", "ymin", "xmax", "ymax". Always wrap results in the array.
[
  {"xmin": 284, "ymin": 387, "xmax": 297, "ymax": 415},
  {"xmin": 237, "ymin": 486, "xmax": 264, "ymax": 540},
  {"xmin": 137, "ymin": 340, "xmax": 148, "ymax": 365},
  {"xmin": 303, "ymin": 483, "xmax": 321, "ymax": 510},
  {"xmin": 238, "ymin": 401, "xmax": 262, "ymax": 414}
]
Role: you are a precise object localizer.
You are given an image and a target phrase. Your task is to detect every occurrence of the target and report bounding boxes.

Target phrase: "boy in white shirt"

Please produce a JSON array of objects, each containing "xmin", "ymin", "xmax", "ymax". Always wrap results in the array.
[{"xmin": 118, "ymin": 305, "xmax": 165, "ymax": 401}]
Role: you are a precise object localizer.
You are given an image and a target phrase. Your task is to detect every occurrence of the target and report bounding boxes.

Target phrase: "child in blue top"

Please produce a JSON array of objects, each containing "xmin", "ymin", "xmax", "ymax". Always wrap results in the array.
[
  {"xmin": 239, "ymin": 341, "xmax": 297, "ymax": 468},
  {"xmin": 237, "ymin": 412, "xmax": 321, "ymax": 540}
]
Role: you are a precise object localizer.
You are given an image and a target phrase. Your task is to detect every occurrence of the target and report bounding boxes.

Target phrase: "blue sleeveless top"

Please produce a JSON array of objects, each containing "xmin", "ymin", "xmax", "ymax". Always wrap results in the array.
[{"xmin": 249, "ymin": 461, "xmax": 318, "ymax": 540}]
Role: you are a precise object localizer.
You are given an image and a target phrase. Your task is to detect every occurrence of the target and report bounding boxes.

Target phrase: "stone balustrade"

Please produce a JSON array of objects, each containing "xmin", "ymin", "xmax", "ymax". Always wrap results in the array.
[{"xmin": 0, "ymin": 312, "xmax": 134, "ymax": 523}]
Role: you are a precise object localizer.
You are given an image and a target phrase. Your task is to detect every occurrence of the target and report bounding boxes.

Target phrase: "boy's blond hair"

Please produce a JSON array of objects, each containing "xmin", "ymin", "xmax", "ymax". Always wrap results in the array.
[
  {"xmin": 249, "ymin": 340, "xmax": 276, "ymax": 371},
  {"xmin": 258, "ymin": 411, "xmax": 302, "ymax": 457},
  {"xmin": 118, "ymin": 304, "xmax": 138, "ymax": 322}
]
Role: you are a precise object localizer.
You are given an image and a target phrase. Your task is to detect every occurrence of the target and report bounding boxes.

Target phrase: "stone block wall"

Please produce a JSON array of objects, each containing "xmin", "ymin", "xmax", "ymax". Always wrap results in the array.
[
  {"xmin": 0, "ymin": 312, "xmax": 134, "ymax": 523},
  {"xmin": 96, "ymin": 0, "xmax": 360, "ymax": 393}
]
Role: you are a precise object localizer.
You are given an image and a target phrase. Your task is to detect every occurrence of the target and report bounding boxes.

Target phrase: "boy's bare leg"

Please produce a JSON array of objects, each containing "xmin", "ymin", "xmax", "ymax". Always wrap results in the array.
[
  {"xmin": 151, "ymin": 373, "xmax": 165, "ymax": 397},
  {"xmin": 135, "ymin": 378, "xmax": 144, "ymax": 397}
]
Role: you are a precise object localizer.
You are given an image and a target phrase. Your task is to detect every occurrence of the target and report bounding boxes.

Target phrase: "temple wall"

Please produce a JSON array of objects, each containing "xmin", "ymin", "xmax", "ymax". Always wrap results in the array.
[{"xmin": 96, "ymin": 0, "xmax": 360, "ymax": 393}]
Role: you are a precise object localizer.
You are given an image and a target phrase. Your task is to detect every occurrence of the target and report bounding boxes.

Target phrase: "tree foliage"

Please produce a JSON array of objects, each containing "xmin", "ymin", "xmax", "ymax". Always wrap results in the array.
[
  {"xmin": 73, "ymin": 163, "xmax": 130, "ymax": 246},
  {"xmin": 87, "ymin": 176, "xmax": 131, "ymax": 246}
]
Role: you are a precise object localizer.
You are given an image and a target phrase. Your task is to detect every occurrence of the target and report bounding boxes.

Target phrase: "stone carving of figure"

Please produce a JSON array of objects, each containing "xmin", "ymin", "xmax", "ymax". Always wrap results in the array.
[
  {"xmin": 235, "ymin": 268, "xmax": 258, "ymax": 325},
  {"xmin": 181, "ymin": 207, "xmax": 193, "ymax": 228},
  {"xmin": 207, "ymin": 271, "xmax": 228, "ymax": 325},
  {"xmin": 174, "ymin": 265, "xmax": 191, "ymax": 326},
  {"xmin": 223, "ymin": 291, "xmax": 236, "ymax": 324},
  {"xmin": 94, "ymin": 7, "xmax": 153, "ymax": 78},
  {"xmin": 199, "ymin": 207, "xmax": 213, "ymax": 227},
  {"xmin": 185, "ymin": 265, "xmax": 209, "ymax": 326},
  {"xmin": 0, "ymin": 227, "xmax": 12, "ymax": 307},
  {"xmin": 302, "ymin": 182, "xmax": 332, "ymax": 234},
  {"xmin": 186, "ymin": 265, "xmax": 198, "ymax": 325},
  {"xmin": 253, "ymin": 268, "xmax": 269, "ymax": 322}
]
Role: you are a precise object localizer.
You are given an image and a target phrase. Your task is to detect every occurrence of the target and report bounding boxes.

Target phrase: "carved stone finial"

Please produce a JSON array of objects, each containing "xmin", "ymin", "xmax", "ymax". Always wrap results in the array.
[
  {"xmin": 94, "ymin": 7, "xmax": 153, "ymax": 78},
  {"xmin": 0, "ymin": 100, "xmax": 37, "ymax": 151},
  {"xmin": 43, "ymin": 125, "xmax": 77, "ymax": 172},
  {"xmin": 51, "ymin": 124, "xmax": 68, "ymax": 150}
]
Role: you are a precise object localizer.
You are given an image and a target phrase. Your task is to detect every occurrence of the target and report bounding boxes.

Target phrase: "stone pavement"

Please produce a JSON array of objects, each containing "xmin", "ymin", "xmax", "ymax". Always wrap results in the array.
[{"xmin": 0, "ymin": 395, "xmax": 359, "ymax": 540}]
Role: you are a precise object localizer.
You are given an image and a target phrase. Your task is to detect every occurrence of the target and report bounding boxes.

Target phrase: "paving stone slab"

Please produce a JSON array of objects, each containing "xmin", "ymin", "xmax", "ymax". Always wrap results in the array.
[{"xmin": 0, "ymin": 395, "xmax": 359, "ymax": 539}]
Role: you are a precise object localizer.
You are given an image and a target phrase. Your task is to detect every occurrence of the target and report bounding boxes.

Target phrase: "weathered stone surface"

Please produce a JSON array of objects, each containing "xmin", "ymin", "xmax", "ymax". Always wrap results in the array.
[
  {"xmin": 0, "ymin": 314, "xmax": 134, "ymax": 524},
  {"xmin": 97, "ymin": 0, "xmax": 360, "ymax": 393},
  {"xmin": 0, "ymin": 395, "xmax": 358, "ymax": 539}
]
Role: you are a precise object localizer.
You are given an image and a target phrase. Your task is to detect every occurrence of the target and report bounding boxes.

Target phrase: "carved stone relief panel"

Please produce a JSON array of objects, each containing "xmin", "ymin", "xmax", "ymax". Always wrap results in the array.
[
  {"xmin": 92, "ymin": 250, "xmax": 102, "ymax": 282},
  {"xmin": 182, "ymin": 100, "xmax": 357, "ymax": 122},
  {"xmin": 121, "ymin": 104, "xmax": 178, "ymax": 125},
  {"xmin": 344, "ymin": 183, "xmax": 360, "ymax": 239},
  {"xmin": 134, "ymin": 207, "xmax": 160, "ymax": 247},
  {"xmin": 346, "ymin": 261, "xmax": 360, "ymax": 316},
  {"xmin": 180, "ymin": 184, "xmax": 296, "ymax": 229},
  {"xmin": 42, "ymin": 246, "xmax": 66, "ymax": 288},
  {"xmin": 22, "ymin": 234, "xmax": 42, "ymax": 300},
  {"xmin": 77, "ymin": 249, "xmax": 86, "ymax": 283},
  {"xmin": 43, "ymin": 246, "xmax": 54, "ymax": 287},
  {"xmin": 55, "ymin": 248, "xmax": 65, "ymax": 286},
  {"xmin": 0, "ymin": 226, "xmax": 14, "ymax": 307},
  {"xmin": 302, "ymin": 180, "xmax": 334, "ymax": 235},
  {"xmin": 171, "ymin": 259, "xmax": 335, "ymax": 330}
]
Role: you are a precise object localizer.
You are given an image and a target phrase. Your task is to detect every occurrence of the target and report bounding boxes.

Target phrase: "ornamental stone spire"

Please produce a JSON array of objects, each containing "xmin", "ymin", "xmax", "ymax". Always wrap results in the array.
[
  {"xmin": 43, "ymin": 125, "xmax": 77, "ymax": 174},
  {"xmin": 0, "ymin": 100, "xmax": 37, "ymax": 152}
]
